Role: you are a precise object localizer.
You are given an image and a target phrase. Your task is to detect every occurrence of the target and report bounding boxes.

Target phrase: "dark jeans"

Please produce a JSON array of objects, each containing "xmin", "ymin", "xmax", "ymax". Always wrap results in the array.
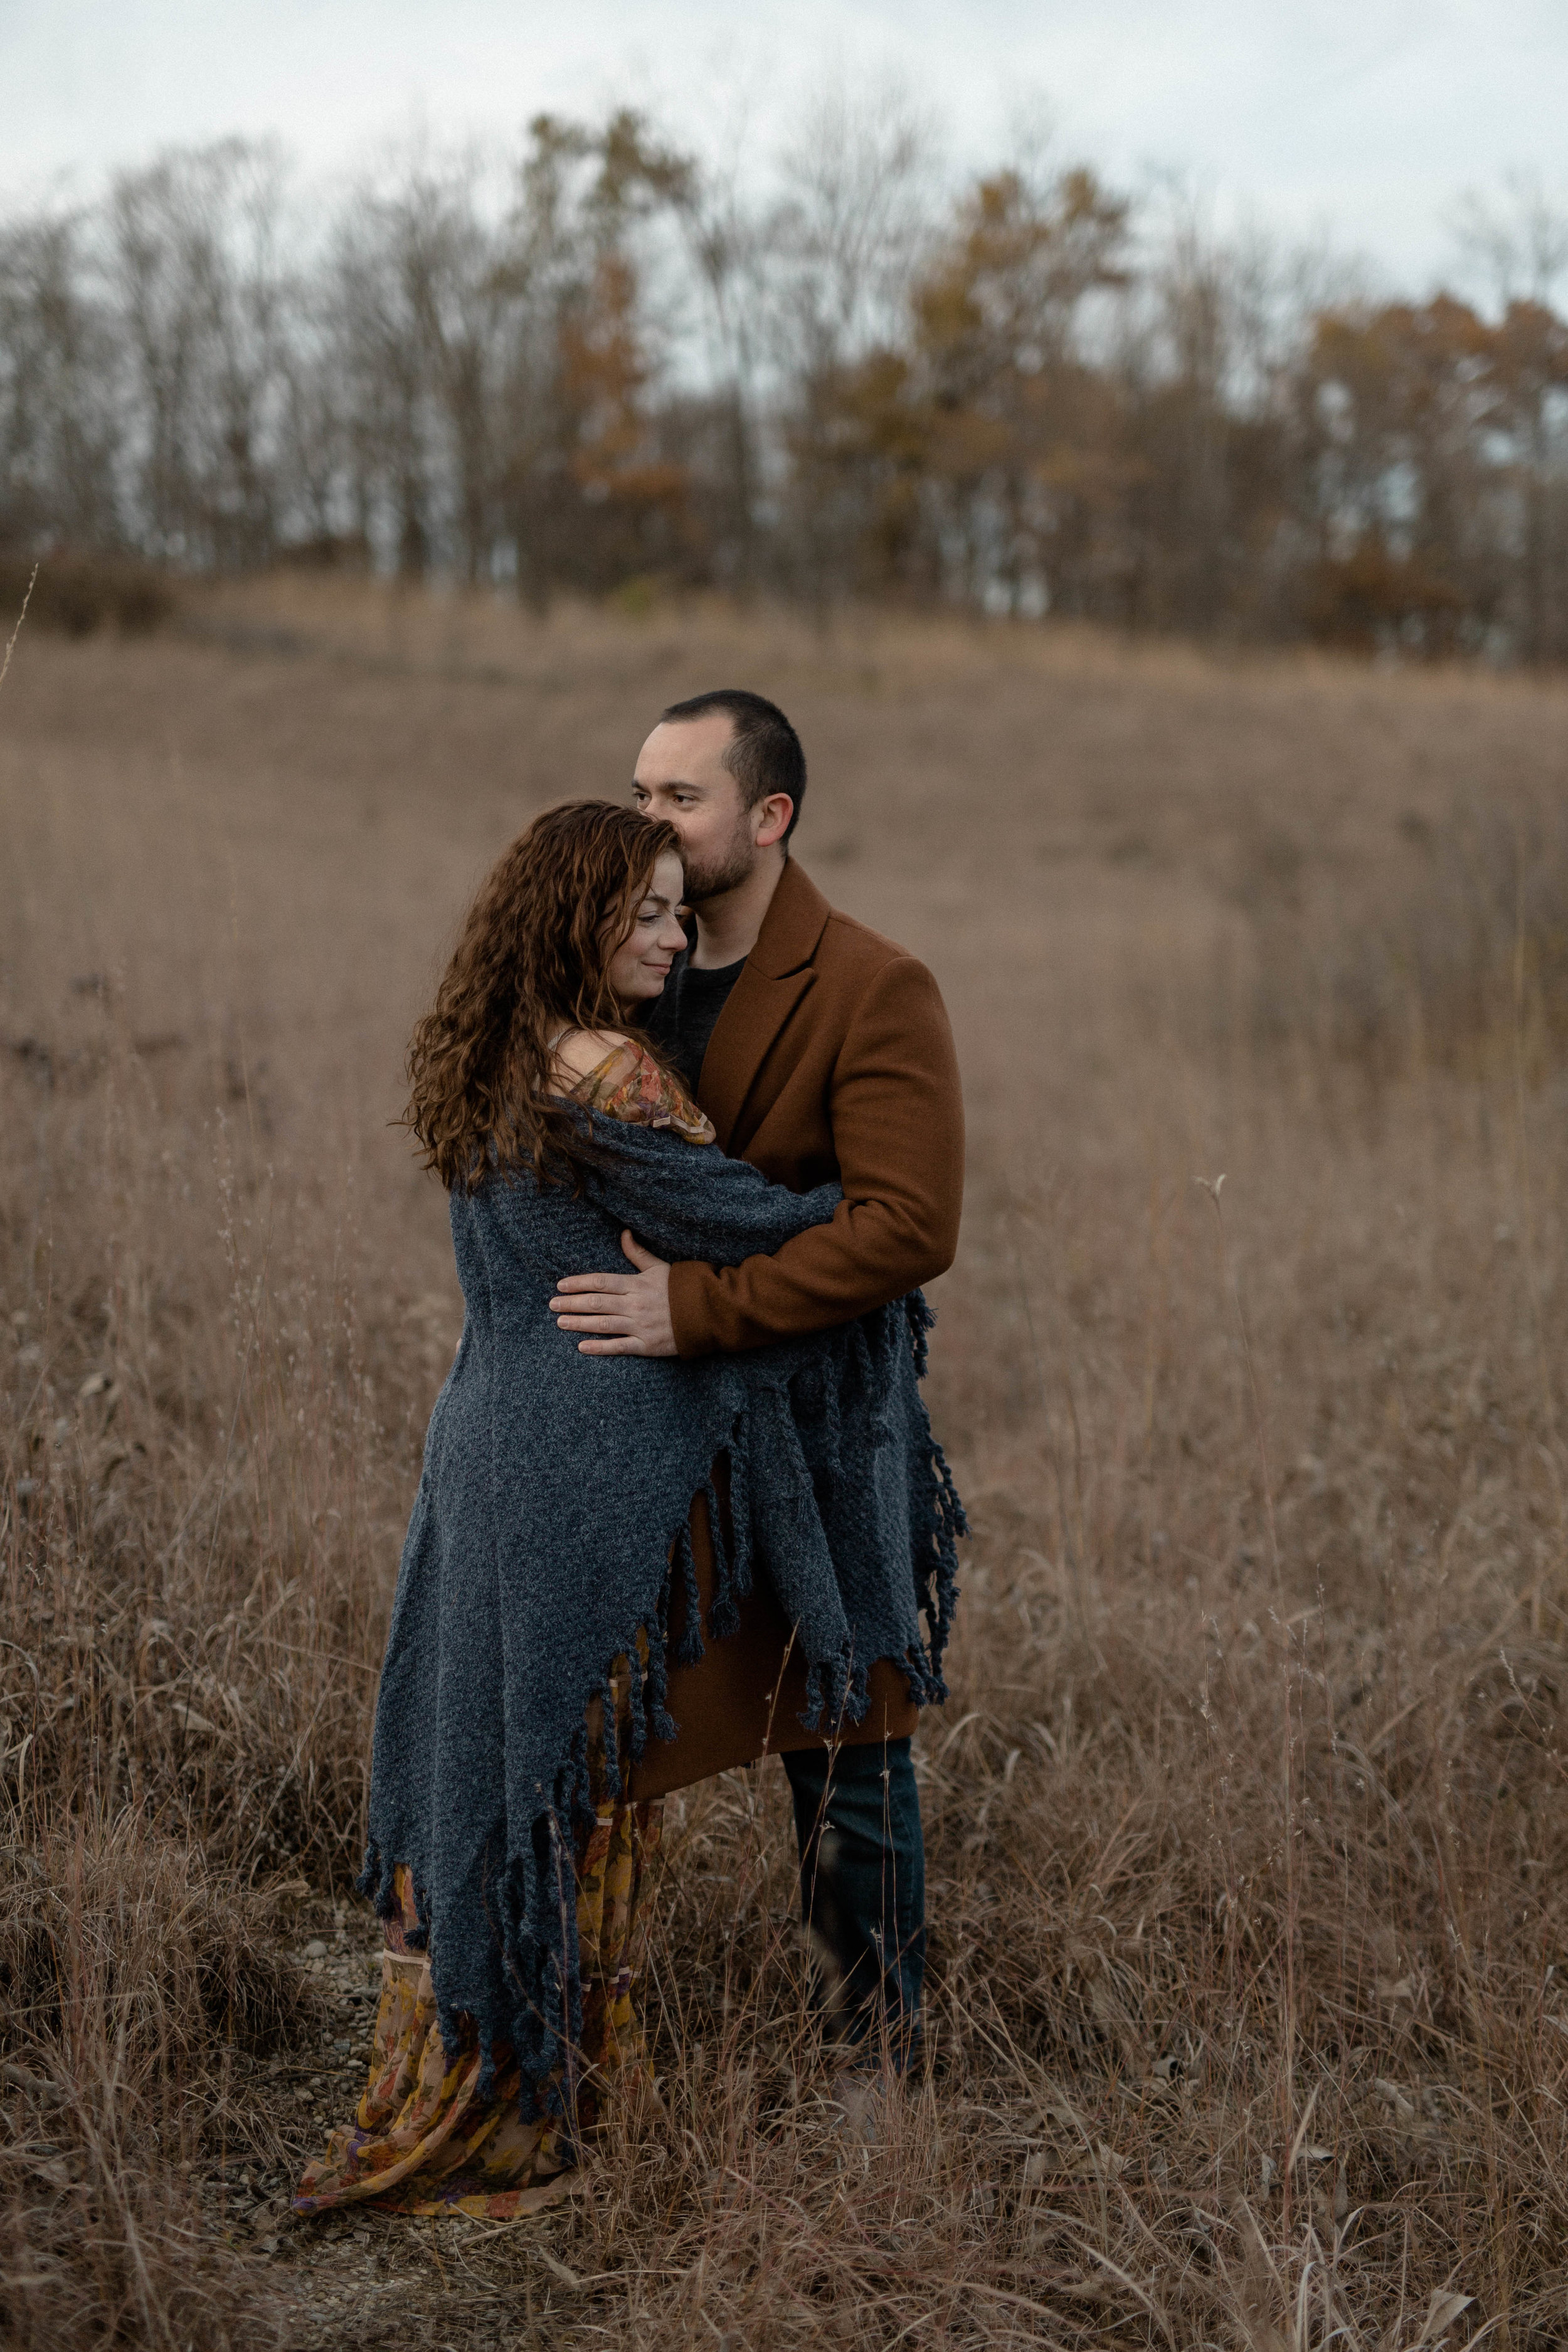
[{"xmin": 782, "ymin": 1736, "xmax": 925, "ymax": 2069}]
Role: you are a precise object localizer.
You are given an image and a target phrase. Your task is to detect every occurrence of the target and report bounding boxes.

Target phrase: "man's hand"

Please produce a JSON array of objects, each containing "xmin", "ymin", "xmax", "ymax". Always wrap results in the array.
[{"xmin": 550, "ymin": 1232, "xmax": 675, "ymax": 1356}]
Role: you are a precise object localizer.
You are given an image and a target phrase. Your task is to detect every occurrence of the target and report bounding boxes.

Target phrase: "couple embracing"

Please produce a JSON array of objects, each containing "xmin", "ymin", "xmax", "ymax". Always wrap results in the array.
[{"xmin": 295, "ymin": 689, "xmax": 967, "ymax": 2218}]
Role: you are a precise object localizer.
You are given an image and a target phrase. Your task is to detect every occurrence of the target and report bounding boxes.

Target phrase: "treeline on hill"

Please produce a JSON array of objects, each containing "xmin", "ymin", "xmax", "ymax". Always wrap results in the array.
[{"xmin": 2, "ymin": 103, "xmax": 1567, "ymax": 655}]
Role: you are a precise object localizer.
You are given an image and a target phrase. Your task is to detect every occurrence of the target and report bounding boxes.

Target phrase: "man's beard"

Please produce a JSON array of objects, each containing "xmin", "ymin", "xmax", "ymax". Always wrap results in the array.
[{"xmin": 680, "ymin": 810, "xmax": 758, "ymax": 905}]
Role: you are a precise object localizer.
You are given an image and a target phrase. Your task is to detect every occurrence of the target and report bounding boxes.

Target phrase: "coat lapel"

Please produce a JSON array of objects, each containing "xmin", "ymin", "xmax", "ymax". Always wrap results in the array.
[{"xmin": 698, "ymin": 861, "xmax": 831, "ymax": 1152}]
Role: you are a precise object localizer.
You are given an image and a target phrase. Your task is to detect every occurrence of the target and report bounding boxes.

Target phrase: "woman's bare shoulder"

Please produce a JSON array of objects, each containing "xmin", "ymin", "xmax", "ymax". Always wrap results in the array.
[{"xmin": 549, "ymin": 1028, "xmax": 636, "ymax": 1089}]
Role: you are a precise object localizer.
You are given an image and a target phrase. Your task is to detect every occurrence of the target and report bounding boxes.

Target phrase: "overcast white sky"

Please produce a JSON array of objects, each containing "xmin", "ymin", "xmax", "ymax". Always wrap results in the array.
[{"xmin": 2, "ymin": 0, "xmax": 1563, "ymax": 291}]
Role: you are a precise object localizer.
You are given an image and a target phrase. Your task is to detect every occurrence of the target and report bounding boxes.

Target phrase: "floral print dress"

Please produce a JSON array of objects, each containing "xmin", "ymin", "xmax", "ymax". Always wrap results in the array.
[{"xmin": 293, "ymin": 1042, "xmax": 713, "ymax": 2220}]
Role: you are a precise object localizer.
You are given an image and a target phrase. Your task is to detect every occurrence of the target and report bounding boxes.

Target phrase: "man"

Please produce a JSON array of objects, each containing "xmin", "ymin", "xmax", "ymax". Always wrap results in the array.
[{"xmin": 549, "ymin": 687, "xmax": 964, "ymax": 2070}]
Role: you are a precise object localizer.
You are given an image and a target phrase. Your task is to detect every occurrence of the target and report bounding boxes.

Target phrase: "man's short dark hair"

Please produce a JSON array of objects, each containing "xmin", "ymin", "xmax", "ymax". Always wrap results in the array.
[{"xmin": 659, "ymin": 688, "xmax": 807, "ymax": 842}]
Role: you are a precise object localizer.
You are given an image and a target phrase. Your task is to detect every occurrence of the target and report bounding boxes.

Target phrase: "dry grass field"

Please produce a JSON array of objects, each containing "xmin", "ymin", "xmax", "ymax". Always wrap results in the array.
[{"xmin": 4, "ymin": 577, "xmax": 1568, "ymax": 2349}]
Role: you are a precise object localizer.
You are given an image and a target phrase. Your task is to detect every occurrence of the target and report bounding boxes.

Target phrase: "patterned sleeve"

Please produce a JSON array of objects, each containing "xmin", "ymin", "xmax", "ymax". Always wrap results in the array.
[{"xmin": 571, "ymin": 1044, "xmax": 715, "ymax": 1145}]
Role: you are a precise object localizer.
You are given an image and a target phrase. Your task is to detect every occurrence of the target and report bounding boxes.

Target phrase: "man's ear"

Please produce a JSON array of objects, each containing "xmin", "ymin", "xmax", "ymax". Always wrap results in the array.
[{"xmin": 753, "ymin": 793, "xmax": 794, "ymax": 850}]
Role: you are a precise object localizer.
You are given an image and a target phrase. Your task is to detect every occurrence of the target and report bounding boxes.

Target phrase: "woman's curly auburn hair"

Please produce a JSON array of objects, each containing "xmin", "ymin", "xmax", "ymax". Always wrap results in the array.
[{"xmin": 405, "ymin": 800, "xmax": 682, "ymax": 1192}]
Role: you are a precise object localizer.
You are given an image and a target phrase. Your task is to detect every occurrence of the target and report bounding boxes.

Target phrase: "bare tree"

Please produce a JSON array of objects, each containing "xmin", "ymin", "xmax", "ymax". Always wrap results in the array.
[
  {"xmin": 760, "ymin": 82, "xmax": 940, "ymax": 608},
  {"xmin": 1455, "ymin": 171, "xmax": 1568, "ymax": 309},
  {"xmin": 674, "ymin": 137, "xmax": 775, "ymax": 593},
  {"xmin": 490, "ymin": 112, "xmax": 695, "ymax": 605},
  {"xmin": 109, "ymin": 140, "xmax": 294, "ymax": 568},
  {"xmin": 0, "ymin": 207, "xmax": 124, "ymax": 549},
  {"xmin": 321, "ymin": 150, "xmax": 509, "ymax": 581},
  {"xmin": 1451, "ymin": 175, "xmax": 1568, "ymax": 660}
]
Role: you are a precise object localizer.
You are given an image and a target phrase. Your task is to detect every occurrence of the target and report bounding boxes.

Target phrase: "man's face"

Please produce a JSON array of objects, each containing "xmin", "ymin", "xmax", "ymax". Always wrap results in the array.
[{"xmin": 632, "ymin": 715, "xmax": 761, "ymax": 904}]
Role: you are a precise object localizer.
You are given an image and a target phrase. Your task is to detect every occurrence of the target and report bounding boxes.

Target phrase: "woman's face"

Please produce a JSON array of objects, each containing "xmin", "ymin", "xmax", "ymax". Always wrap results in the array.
[{"xmin": 605, "ymin": 850, "xmax": 688, "ymax": 1005}]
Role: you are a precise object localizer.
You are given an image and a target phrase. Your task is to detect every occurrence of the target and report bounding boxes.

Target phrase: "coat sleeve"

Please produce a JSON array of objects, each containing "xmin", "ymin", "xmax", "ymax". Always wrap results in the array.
[{"xmin": 666, "ymin": 956, "xmax": 965, "ymax": 1355}]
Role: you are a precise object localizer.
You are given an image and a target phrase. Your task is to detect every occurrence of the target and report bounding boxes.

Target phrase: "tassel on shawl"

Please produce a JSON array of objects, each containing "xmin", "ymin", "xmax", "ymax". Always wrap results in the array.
[
  {"xmin": 906, "ymin": 1290, "xmax": 936, "ymax": 1380},
  {"xmin": 672, "ymin": 1520, "xmax": 705, "ymax": 1666},
  {"xmin": 724, "ymin": 1426, "xmax": 754, "ymax": 1608},
  {"xmin": 910, "ymin": 1426, "xmax": 967, "ymax": 1699},
  {"xmin": 701, "ymin": 1468, "xmax": 738, "ymax": 1639},
  {"xmin": 597, "ymin": 1672, "xmax": 621, "ymax": 1798},
  {"xmin": 640, "ymin": 1604, "xmax": 677, "ymax": 1748}
]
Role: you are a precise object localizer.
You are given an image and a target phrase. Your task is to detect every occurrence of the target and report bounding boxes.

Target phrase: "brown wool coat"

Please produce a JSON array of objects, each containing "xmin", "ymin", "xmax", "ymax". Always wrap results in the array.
[{"xmin": 628, "ymin": 860, "xmax": 965, "ymax": 1798}]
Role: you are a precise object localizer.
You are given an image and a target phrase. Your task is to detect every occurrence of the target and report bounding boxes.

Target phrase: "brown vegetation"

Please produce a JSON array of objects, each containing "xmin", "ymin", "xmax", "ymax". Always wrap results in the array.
[{"xmin": 4, "ymin": 578, "xmax": 1568, "ymax": 2345}]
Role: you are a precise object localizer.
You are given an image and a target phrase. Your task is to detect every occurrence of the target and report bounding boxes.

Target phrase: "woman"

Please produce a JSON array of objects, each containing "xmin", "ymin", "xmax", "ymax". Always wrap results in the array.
[{"xmin": 294, "ymin": 802, "xmax": 961, "ymax": 2220}]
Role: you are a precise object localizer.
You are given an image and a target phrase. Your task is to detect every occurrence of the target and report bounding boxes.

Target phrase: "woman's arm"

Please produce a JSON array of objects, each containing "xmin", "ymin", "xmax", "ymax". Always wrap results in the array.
[
  {"xmin": 580, "ymin": 1124, "xmax": 841, "ymax": 1266},
  {"xmin": 549, "ymin": 1124, "xmax": 843, "ymax": 1358}
]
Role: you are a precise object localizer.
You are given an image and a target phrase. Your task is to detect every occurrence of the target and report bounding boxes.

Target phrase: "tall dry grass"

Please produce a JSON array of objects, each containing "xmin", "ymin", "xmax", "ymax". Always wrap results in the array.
[{"xmin": 3, "ymin": 581, "xmax": 1568, "ymax": 2346}]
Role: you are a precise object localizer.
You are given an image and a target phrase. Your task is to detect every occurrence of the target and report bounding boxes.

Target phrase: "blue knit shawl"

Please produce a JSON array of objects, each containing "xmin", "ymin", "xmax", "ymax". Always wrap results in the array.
[{"xmin": 359, "ymin": 1111, "xmax": 965, "ymax": 2107}]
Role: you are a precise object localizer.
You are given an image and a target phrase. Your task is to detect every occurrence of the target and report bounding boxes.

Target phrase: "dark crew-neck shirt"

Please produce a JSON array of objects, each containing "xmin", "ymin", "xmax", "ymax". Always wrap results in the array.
[{"xmin": 645, "ymin": 949, "xmax": 747, "ymax": 1094}]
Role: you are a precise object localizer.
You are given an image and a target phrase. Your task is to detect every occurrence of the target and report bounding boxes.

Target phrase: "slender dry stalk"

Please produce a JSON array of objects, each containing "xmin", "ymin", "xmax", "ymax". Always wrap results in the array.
[{"xmin": 0, "ymin": 561, "xmax": 38, "ymax": 694}]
